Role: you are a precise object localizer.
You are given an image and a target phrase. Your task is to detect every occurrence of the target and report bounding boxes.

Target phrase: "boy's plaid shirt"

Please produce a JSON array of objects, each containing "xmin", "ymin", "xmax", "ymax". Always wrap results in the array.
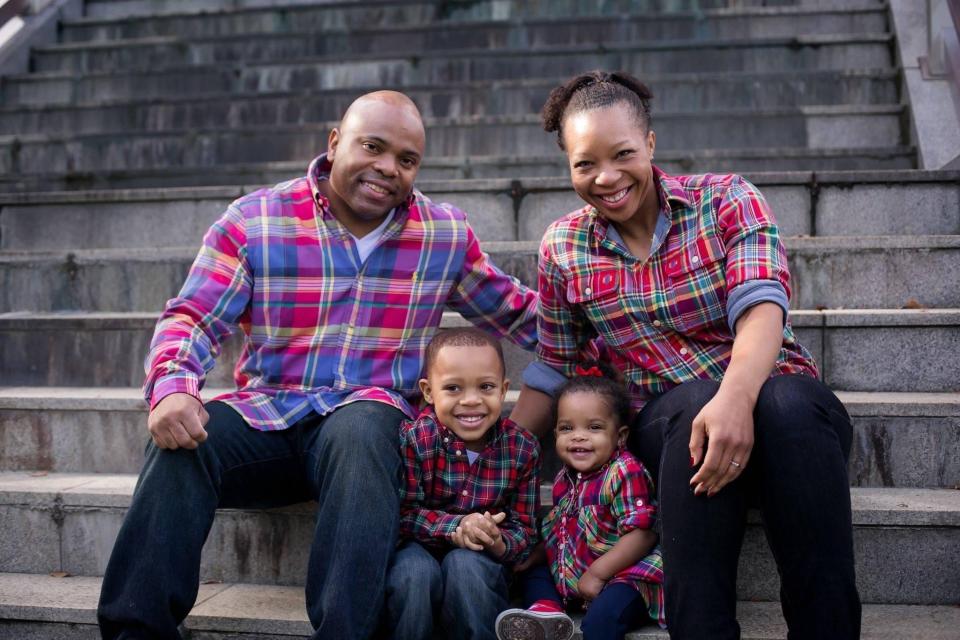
[
  {"xmin": 542, "ymin": 449, "xmax": 665, "ymax": 628},
  {"xmin": 536, "ymin": 168, "xmax": 818, "ymax": 411},
  {"xmin": 143, "ymin": 154, "xmax": 537, "ymax": 430},
  {"xmin": 398, "ymin": 407, "xmax": 540, "ymax": 564}
]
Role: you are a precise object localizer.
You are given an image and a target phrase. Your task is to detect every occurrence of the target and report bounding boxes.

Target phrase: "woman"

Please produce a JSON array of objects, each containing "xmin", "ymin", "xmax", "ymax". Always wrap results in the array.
[{"xmin": 524, "ymin": 70, "xmax": 861, "ymax": 639}]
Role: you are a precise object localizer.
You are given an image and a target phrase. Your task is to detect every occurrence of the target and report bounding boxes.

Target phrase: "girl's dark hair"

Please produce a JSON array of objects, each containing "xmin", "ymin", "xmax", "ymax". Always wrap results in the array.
[
  {"xmin": 556, "ymin": 361, "xmax": 631, "ymax": 426},
  {"xmin": 541, "ymin": 70, "xmax": 654, "ymax": 150}
]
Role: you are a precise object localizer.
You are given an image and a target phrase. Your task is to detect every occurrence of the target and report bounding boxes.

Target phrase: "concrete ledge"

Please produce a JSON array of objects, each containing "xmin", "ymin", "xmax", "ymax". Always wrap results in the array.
[
  {"xmin": 0, "ymin": 476, "xmax": 957, "ymax": 603},
  {"xmin": 1, "ymin": 573, "xmax": 959, "ymax": 639}
]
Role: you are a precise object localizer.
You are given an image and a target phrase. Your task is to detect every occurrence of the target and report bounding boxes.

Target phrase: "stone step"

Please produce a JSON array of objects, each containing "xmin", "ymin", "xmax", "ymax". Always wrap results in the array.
[
  {"xmin": 0, "ymin": 475, "xmax": 955, "ymax": 603},
  {"xmin": 0, "ymin": 70, "xmax": 901, "ymax": 135},
  {"xmin": 75, "ymin": 0, "xmax": 887, "ymax": 21},
  {"xmin": 1, "ymin": 575, "xmax": 954, "ymax": 640},
  {"xmin": 0, "ymin": 107, "xmax": 905, "ymax": 176},
  {"xmin": 35, "ymin": 9, "xmax": 890, "ymax": 74},
  {"xmin": 2, "ymin": 171, "xmax": 956, "ymax": 251},
  {"xmin": 0, "ymin": 236, "xmax": 956, "ymax": 313},
  {"xmin": 1, "ymin": 35, "xmax": 894, "ymax": 107},
  {"xmin": 1, "ymin": 387, "xmax": 956, "ymax": 489},
  {"xmin": 0, "ymin": 147, "xmax": 918, "ymax": 192},
  {"xmin": 0, "ymin": 309, "xmax": 957, "ymax": 394}
]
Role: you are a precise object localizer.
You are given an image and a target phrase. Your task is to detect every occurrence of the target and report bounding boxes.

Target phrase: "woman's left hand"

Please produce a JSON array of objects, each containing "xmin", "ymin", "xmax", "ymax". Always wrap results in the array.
[{"xmin": 688, "ymin": 389, "xmax": 755, "ymax": 496}]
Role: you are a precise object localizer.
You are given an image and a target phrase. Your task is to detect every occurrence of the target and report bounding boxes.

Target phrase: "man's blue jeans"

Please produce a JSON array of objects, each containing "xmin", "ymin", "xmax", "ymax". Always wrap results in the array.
[
  {"xmin": 98, "ymin": 400, "xmax": 405, "ymax": 640},
  {"xmin": 384, "ymin": 540, "xmax": 509, "ymax": 640}
]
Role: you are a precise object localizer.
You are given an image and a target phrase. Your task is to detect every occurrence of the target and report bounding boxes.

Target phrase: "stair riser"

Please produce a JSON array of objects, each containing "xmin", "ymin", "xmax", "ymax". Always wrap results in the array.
[
  {"xmin": 0, "ymin": 497, "xmax": 954, "ymax": 604},
  {"xmin": 3, "ymin": 42, "xmax": 891, "ymax": 107},
  {"xmin": 38, "ymin": 13, "xmax": 888, "ymax": 74},
  {"xmin": 0, "ymin": 75, "xmax": 899, "ymax": 134},
  {"xmin": 1, "ymin": 113, "xmax": 903, "ymax": 176},
  {"xmin": 2, "ymin": 406, "xmax": 956, "ymax": 488},
  {"xmin": 1, "ymin": 320, "xmax": 956, "ymax": 393},
  {"xmin": 62, "ymin": 5, "xmax": 885, "ymax": 43},
  {"xmin": 3, "ymin": 179, "xmax": 956, "ymax": 251},
  {"xmin": 76, "ymin": 0, "xmax": 886, "ymax": 22}
]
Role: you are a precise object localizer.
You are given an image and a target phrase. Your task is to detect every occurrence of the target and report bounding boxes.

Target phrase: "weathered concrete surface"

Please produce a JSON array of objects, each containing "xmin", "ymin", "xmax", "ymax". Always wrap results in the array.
[
  {"xmin": 2, "ymin": 387, "xmax": 956, "ymax": 486},
  {"xmin": 0, "ymin": 71, "xmax": 900, "ymax": 136},
  {"xmin": 1, "ymin": 475, "xmax": 957, "ymax": 603}
]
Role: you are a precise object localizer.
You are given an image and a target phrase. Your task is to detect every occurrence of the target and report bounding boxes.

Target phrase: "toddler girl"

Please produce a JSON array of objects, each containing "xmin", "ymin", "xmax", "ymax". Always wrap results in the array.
[{"xmin": 496, "ymin": 363, "xmax": 665, "ymax": 640}]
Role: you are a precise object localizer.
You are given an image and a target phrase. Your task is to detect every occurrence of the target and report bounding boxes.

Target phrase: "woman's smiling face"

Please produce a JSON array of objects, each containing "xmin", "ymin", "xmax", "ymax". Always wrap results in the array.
[{"xmin": 562, "ymin": 102, "xmax": 657, "ymax": 230}]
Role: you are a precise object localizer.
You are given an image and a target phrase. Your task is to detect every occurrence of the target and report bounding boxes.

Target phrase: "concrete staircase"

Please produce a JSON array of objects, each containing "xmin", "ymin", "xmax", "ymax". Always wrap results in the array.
[{"xmin": 0, "ymin": 0, "xmax": 958, "ymax": 637}]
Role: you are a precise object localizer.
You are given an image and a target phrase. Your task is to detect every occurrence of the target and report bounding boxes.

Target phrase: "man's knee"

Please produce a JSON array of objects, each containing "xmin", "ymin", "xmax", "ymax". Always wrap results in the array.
[{"xmin": 317, "ymin": 402, "xmax": 405, "ymax": 457}]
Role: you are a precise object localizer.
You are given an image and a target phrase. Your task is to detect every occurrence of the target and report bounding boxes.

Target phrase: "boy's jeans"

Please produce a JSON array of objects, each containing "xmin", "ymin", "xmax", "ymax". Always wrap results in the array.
[
  {"xmin": 384, "ymin": 540, "xmax": 509, "ymax": 640},
  {"xmin": 98, "ymin": 400, "xmax": 405, "ymax": 640}
]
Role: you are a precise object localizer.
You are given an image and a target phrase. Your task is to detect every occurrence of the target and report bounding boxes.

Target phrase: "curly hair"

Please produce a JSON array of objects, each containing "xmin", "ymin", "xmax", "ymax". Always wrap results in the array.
[
  {"xmin": 556, "ymin": 361, "xmax": 631, "ymax": 426},
  {"xmin": 541, "ymin": 70, "xmax": 654, "ymax": 150}
]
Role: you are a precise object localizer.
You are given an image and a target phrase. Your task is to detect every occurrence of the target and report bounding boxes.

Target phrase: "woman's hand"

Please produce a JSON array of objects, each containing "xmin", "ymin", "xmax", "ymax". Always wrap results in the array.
[{"xmin": 689, "ymin": 389, "xmax": 754, "ymax": 496}]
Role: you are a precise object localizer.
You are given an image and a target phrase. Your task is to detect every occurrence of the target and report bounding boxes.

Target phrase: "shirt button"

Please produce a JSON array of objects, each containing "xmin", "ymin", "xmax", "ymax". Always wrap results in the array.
[
  {"xmin": 443, "ymin": 437, "xmax": 449, "ymax": 443},
  {"xmin": 691, "ymin": 255, "xmax": 700, "ymax": 264},
  {"xmin": 456, "ymin": 450, "xmax": 462, "ymax": 456},
  {"xmin": 636, "ymin": 499, "xmax": 644, "ymax": 506},
  {"xmin": 584, "ymin": 287, "xmax": 592, "ymax": 295},
  {"xmin": 461, "ymin": 490, "xmax": 468, "ymax": 497},
  {"xmin": 680, "ymin": 348, "xmax": 688, "ymax": 355},
  {"xmin": 653, "ymin": 320, "xmax": 662, "ymax": 327}
]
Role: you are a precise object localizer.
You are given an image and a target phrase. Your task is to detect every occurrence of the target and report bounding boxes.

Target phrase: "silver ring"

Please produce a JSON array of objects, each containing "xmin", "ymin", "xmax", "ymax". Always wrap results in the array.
[{"xmin": 729, "ymin": 460, "xmax": 742, "ymax": 468}]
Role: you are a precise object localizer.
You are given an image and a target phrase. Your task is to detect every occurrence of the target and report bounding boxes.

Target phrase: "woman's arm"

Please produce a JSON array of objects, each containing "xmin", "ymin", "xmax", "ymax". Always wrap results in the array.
[{"xmin": 688, "ymin": 301, "xmax": 783, "ymax": 496}]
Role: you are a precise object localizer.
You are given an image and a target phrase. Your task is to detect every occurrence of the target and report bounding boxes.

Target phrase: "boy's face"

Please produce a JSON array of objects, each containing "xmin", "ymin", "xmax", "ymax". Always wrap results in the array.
[
  {"xmin": 419, "ymin": 344, "xmax": 509, "ymax": 452},
  {"xmin": 555, "ymin": 391, "xmax": 627, "ymax": 474}
]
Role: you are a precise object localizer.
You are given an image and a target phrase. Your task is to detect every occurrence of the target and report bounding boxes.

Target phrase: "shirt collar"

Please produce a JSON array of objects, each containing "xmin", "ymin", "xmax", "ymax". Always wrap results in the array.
[
  {"xmin": 306, "ymin": 153, "xmax": 417, "ymax": 229},
  {"xmin": 591, "ymin": 164, "xmax": 690, "ymax": 257},
  {"xmin": 423, "ymin": 406, "xmax": 504, "ymax": 455}
]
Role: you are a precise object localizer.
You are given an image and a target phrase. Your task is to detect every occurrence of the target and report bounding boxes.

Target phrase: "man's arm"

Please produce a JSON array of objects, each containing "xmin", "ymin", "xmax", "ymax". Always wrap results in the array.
[{"xmin": 144, "ymin": 203, "xmax": 253, "ymax": 449}]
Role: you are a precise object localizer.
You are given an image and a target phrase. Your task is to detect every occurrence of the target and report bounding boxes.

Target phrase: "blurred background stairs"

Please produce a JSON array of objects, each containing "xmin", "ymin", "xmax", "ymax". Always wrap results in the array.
[{"xmin": 0, "ymin": 0, "xmax": 958, "ymax": 637}]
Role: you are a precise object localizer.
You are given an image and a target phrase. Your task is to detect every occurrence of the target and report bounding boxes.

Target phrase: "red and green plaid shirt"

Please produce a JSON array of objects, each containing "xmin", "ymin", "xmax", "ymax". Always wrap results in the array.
[
  {"xmin": 536, "ymin": 167, "xmax": 817, "ymax": 411},
  {"xmin": 543, "ymin": 449, "xmax": 665, "ymax": 628},
  {"xmin": 398, "ymin": 407, "xmax": 540, "ymax": 565},
  {"xmin": 143, "ymin": 154, "xmax": 538, "ymax": 430}
]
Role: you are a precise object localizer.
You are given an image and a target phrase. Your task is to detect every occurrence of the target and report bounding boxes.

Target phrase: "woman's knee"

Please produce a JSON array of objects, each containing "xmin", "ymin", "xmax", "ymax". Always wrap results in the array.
[{"xmin": 754, "ymin": 375, "xmax": 852, "ymax": 458}]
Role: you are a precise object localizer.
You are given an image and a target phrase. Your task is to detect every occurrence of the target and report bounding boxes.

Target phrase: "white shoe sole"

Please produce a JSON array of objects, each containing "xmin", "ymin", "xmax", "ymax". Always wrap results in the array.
[{"xmin": 495, "ymin": 608, "xmax": 575, "ymax": 640}]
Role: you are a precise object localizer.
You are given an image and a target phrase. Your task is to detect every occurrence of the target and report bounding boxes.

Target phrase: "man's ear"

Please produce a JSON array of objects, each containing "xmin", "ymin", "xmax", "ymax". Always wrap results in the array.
[
  {"xmin": 418, "ymin": 378, "xmax": 432, "ymax": 404},
  {"xmin": 327, "ymin": 127, "xmax": 341, "ymax": 161}
]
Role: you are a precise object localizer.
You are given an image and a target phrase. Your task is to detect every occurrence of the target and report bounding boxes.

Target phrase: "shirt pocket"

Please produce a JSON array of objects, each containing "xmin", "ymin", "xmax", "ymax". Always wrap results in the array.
[
  {"xmin": 581, "ymin": 504, "xmax": 619, "ymax": 556},
  {"xmin": 659, "ymin": 234, "xmax": 728, "ymax": 334},
  {"xmin": 565, "ymin": 268, "xmax": 623, "ymax": 327}
]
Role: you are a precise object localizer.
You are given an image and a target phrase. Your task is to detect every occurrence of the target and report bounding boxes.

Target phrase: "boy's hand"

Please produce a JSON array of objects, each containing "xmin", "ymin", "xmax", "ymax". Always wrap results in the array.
[
  {"xmin": 453, "ymin": 511, "xmax": 506, "ymax": 552},
  {"xmin": 577, "ymin": 567, "xmax": 607, "ymax": 601}
]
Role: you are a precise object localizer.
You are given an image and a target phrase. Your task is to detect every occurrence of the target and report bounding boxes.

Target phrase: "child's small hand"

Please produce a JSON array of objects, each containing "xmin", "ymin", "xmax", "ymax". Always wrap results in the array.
[
  {"xmin": 514, "ymin": 542, "xmax": 546, "ymax": 573},
  {"xmin": 454, "ymin": 511, "xmax": 506, "ymax": 551},
  {"xmin": 577, "ymin": 568, "xmax": 607, "ymax": 601}
]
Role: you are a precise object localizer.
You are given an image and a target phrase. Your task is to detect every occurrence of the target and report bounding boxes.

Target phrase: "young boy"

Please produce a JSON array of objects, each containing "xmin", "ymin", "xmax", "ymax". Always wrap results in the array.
[{"xmin": 383, "ymin": 327, "xmax": 541, "ymax": 640}]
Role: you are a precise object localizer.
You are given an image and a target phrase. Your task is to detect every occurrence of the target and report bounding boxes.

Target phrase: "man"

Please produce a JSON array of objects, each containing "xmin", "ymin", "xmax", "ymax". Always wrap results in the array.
[{"xmin": 97, "ymin": 91, "xmax": 543, "ymax": 640}]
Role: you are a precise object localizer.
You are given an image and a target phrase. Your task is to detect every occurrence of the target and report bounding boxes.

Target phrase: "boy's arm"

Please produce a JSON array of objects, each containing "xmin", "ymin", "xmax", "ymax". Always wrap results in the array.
[
  {"xmin": 490, "ymin": 439, "xmax": 541, "ymax": 563},
  {"xmin": 398, "ymin": 424, "xmax": 465, "ymax": 545}
]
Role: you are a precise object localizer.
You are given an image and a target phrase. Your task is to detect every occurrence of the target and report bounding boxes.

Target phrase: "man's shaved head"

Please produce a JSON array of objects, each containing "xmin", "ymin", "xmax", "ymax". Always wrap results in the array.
[{"xmin": 322, "ymin": 90, "xmax": 427, "ymax": 237}]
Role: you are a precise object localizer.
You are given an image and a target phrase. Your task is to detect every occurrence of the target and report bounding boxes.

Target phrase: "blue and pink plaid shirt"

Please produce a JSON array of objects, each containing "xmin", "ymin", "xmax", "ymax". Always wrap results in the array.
[{"xmin": 143, "ymin": 154, "xmax": 538, "ymax": 430}]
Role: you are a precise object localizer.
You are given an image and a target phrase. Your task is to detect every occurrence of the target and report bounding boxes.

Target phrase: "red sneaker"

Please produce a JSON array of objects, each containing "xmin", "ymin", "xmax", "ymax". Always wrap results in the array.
[{"xmin": 495, "ymin": 607, "xmax": 574, "ymax": 640}]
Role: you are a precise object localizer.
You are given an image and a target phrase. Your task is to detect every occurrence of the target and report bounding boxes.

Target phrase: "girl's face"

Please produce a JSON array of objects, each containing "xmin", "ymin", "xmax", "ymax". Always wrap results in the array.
[
  {"xmin": 562, "ymin": 102, "xmax": 657, "ymax": 230},
  {"xmin": 555, "ymin": 391, "xmax": 628, "ymax": 474}
]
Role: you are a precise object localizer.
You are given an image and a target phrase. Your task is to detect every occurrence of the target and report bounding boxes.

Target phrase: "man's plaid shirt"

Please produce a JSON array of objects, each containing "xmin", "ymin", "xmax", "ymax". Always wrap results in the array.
[{"xmin": 398, "ymin": 407, "xmax": 540, "ymax": 564}]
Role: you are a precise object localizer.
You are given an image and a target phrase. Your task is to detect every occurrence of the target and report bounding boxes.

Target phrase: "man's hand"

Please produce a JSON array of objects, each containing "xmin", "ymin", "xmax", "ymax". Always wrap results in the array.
[
  {"xmin": 577, "ymin": 567, "xmax": 607, "ymax": 601},
  {"xmin": 452, "ymin": 511, "xmax": 506, "ymax": 555},
  {"xmin": 689, "ymin": 389, "xmax": 754, "ymax": 496},
  {"xmin": 148, "ymin": 393, "xmax": 210, "ymax": 450}
]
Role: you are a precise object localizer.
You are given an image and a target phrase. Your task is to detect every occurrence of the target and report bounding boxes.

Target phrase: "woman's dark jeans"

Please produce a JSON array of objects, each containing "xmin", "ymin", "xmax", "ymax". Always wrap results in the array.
[
  {"xmin": 97, "ymin": 400, "xmax": 405, "ymax": 640},
  {"xmin": 628, "ymin": 374, "xmax": 861, "ymax": 640}
]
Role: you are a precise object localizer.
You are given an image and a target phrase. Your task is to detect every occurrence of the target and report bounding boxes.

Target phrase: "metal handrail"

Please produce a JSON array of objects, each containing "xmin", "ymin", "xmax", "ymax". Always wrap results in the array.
[{"xmin": 0, "ymin": 0, "xmax": 27, "ymax": 30}]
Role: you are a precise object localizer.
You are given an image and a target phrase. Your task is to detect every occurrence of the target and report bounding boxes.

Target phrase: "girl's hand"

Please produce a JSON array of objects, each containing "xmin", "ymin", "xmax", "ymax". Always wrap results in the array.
[
  {"xmin": 577, "ymin": 569, "xmax": 606, "ymax": 601},
  {"xmin": 513, "ymin": 542, "xmax": 546, "ymax": 573},
  {"xmin": 689, "ymin": 389, "xmax": 754, "ymax": 496}
]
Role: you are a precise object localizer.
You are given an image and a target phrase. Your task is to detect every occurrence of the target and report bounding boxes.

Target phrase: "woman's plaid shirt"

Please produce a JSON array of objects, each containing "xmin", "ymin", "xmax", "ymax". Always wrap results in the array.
[
  {"xmin": 398, "ymin": 407, "xmax": 540, "ymax": 564},
  {"xmin": 537, "ymin": 168, "xmax": 818, "ymax": 411},
  {"xmin": 542, "ymin": 449, "xmax": 665, "ymax": 627},
  {"xmin": 143, "ymin": 155, "xmax": 537, "ymax": 430}
]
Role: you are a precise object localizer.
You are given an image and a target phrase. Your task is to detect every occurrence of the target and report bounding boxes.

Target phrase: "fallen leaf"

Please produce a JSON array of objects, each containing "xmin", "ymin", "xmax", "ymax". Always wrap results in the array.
[
  {"xmin": 201, "ymin": 579, "xmax": 222, "ymax": 585},
  {"xmin": 902, "ymin": 298, "xmax": 926, "ymax": 310},
  {"xmin": 815, "ymin": 305, "xmax": 828, "ymax": 311},
  {"xmin": 49, "ymin": 571, "xmax": 71, "ymax": 578}
]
